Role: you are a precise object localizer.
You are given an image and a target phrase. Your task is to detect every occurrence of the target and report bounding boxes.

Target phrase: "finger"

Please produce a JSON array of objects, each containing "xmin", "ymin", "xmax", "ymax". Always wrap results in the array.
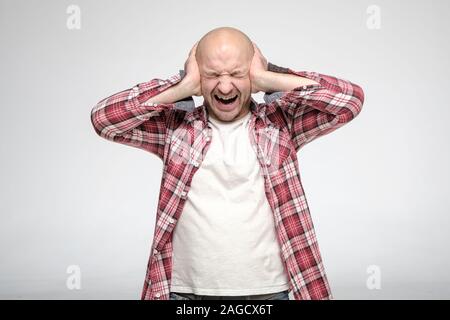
[
  {"xmin": 189, "ymin": 41, "xmax": 198, "ymax": 56},
  {"xmin": 192, "ymin": 41, "xmax": 199, "ymax": 54}
]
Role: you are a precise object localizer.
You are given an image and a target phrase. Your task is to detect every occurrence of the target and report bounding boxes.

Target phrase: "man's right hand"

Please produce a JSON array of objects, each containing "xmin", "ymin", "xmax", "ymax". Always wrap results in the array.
[
  {"xmin": 144, "ymin": 42, "xmax": 202, "ymax": 105},
  {"xmin": 182, "ymin": 41, "xmax": 202, "ymax": 97}
]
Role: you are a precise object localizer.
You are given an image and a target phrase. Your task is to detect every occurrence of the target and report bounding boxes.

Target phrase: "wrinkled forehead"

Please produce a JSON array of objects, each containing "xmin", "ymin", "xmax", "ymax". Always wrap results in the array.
[{"xmin": 197, "ymin": 40, "xmax": 253, "ymax": 73}]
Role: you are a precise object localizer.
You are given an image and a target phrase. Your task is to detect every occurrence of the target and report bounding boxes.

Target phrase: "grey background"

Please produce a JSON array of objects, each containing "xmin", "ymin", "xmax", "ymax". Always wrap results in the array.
[{"xmin": 1, "ymin": 0, "xmax": 449, "ymax": 299}]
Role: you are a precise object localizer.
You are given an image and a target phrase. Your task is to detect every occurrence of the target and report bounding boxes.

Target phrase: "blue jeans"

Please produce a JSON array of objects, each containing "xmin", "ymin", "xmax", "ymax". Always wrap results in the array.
[{"xmin": 169, "ymin": 290, "xmax": 289, "ymax": 300}]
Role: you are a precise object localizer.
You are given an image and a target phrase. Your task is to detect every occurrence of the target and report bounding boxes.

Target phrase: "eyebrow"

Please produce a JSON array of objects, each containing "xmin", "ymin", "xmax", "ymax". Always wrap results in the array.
[{"xmin": 204, "ymin": 69, "xmax": 245, "ymax": 75}]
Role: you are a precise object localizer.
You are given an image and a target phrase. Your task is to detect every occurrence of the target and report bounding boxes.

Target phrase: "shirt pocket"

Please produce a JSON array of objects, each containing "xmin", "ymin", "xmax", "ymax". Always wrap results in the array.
[{"xmin": 257, "ymin": 125, "xmax": 293, "ymax": 172}]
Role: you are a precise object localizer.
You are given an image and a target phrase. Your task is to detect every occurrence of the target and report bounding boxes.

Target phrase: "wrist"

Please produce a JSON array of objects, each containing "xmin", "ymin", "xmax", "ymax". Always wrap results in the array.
[
  {"xmin": 251, "ymin": 70, "xmax": 268, "ymax": 93},
  {"xmin": 252, "ymin": 70, "xmax": 271, "ymax": 93},
  {"xmin": 179, "ymin": 76, "xmax": 201, "ymax": 97},
  {"xmin": 257, "ymin": 70, "xmax": 319, "ymax": 93},
  {"xmin": 145, "ymin": 78, "xmax": 192, "ymax": 105}
]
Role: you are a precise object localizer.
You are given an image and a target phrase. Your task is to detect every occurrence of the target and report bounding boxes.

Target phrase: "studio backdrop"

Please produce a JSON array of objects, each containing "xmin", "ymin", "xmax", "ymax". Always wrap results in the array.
[{"xmin": 1, "ymin": 0, "xmax": 449, "ymax": 299}]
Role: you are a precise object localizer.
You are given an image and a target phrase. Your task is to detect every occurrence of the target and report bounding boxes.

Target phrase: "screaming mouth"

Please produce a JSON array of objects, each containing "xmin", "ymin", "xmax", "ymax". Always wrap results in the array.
[{"xmin": 214, "ymin": 95, "xmax": 238, "ymax": 104}]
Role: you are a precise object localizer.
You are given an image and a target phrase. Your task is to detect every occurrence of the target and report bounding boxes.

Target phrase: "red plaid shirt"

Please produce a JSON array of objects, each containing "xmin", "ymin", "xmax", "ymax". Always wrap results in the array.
[{"xmin": 90, "ymin": 63, "xmax": 364, "ymax": 300}]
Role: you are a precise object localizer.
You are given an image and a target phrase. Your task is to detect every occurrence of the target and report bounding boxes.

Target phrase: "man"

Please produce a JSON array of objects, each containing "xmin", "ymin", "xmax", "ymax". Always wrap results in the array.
[{"xmin": 90, "ymin": 27, "xmax": 365, "ymax": 300}]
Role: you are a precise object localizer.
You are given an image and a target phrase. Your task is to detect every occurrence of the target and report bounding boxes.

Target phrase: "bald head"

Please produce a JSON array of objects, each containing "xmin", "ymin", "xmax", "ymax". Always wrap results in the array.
[{"xmin": 195, "ymin": 27, "xmax": 254, "ymax": 67}]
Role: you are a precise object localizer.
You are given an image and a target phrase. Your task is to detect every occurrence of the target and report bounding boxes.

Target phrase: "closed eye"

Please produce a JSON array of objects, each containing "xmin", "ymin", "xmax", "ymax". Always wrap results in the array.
[{"xmin": 204, "ymin": 72, "xmax": 245, "ymax": 78}]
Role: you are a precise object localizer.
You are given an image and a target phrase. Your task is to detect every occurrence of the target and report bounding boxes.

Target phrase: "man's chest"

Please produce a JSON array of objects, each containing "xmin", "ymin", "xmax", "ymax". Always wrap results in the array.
[{"xmin": 164, "ymin": 119, "xmax": 293, "ymax": 174}]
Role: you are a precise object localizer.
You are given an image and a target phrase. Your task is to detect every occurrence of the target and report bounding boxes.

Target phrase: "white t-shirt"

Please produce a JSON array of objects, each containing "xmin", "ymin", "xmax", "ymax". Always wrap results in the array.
[{"xmin": 170, "ymin": 110, "xmax": 289, "ymax": 296}]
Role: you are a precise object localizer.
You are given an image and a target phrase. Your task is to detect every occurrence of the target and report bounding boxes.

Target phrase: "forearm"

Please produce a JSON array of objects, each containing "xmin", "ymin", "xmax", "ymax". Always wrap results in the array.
[
  {"xmin": 261, "ymin": 63, "xmax": 364, "ymax": 117},
  {"xmin": 91, "ymin": 72, "xmax": 183, "ymax": 137},
  {"xmin": 256, "ymin": 70, "xmax": 320, "ymax": 93},
  {"xmin": 145, "ymin": 77, "xmax": 195, "ymax": 105},
  {"xmin": 262, "ymin": 65, "xmax": 364, "ymax": 151}
]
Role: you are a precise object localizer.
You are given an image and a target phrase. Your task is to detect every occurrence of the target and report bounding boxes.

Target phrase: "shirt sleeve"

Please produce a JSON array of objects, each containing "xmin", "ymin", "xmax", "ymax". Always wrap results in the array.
[
  {"xmin": 263, "ymin": 62, "xmax": 365, "ymax": 152},
  {"xmin": 90, "ymin": 70, "xmax": 195, "ymax": 160}
]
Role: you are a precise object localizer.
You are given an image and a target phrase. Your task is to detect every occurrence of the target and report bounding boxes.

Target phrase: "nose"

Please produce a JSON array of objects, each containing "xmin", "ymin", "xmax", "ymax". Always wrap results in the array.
[{"xmin": 217, "ymin": 76, "xmax": 234, "ymax": 95}]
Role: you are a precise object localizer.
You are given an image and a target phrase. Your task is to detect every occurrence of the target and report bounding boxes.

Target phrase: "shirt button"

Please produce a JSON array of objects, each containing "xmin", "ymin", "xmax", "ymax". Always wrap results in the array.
[
  {"xmin": 302, "ymin": 85, "xmax": 307, "ymax": 89},
  {"xmin": 155, "ymin": 292, "xmax": 161, "ymax": 298},
  {"xmin": 181, "ymin": 191, "xmax": 187, "ymax": 198},
  {"xmin": 153, "ymin": 249, "xmax": 159, "ymax": 256},
  {"xmin": 266, "ymin": 159, "xmax": 271, "ymax": 165},
  {"xmin": 168, "ymin": 217, "xmax": 175, "ymax": 224}
]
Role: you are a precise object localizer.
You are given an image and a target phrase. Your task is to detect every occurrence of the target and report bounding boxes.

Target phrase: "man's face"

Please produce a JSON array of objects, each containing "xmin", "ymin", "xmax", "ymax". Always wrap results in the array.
[{"xmin": 196, "ymin": 42, "xmax": 253, "ymax": 122}]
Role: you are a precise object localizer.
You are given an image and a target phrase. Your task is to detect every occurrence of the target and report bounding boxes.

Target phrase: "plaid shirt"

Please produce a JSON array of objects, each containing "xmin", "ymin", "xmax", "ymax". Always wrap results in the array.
[{"xmin": 90, "ymin": 62, "xmax": 364, "ymax": 300}]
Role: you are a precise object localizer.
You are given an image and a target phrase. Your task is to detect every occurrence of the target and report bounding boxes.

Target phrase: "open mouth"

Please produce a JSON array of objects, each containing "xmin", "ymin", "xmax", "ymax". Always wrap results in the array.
[{"xmin": 214, "ymin": 94, "xmax": 238, "ymax": 105}]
